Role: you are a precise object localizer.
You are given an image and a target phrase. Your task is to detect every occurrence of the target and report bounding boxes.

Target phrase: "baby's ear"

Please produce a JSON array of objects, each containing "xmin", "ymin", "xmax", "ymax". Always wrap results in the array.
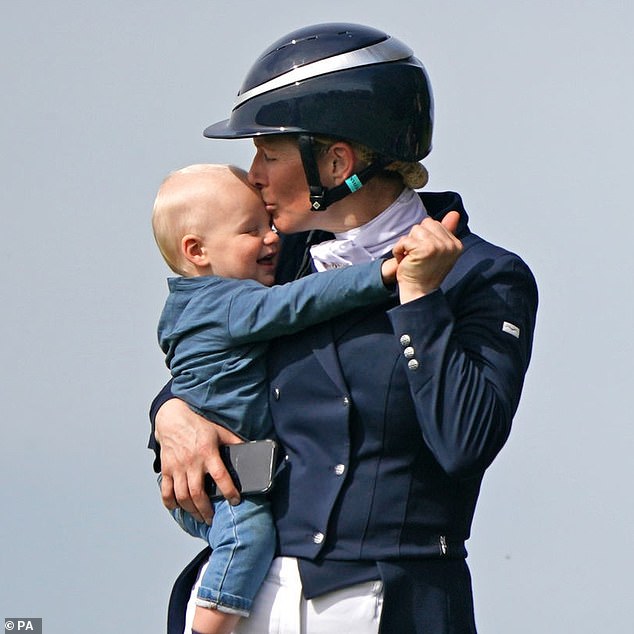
[{"xmin": 181, "ymin": 234, "xmax": 209, "ymax": 266}]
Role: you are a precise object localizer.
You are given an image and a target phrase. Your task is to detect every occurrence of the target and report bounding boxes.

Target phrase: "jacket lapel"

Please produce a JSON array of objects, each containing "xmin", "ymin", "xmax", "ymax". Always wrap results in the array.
[{"xmin": 306, "ymin": 321, "xmax": 349, "ymax": 394}]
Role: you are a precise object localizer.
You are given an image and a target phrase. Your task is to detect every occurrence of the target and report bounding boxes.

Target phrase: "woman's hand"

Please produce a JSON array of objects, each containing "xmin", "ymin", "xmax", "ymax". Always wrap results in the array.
[
  {"xmin": 155, "ymin": 398, "xmax": 243, "ymax": 524},
  {"xmin": 393, "ymin": 211, "xmax": 463, "ymax": 303}
]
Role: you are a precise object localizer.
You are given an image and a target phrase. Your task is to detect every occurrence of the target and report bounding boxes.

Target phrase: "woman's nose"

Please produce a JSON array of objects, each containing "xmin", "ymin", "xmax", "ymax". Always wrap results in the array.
[{"xmin": 247, "ymin": 159, "xmax": 263, "ymax": 188}]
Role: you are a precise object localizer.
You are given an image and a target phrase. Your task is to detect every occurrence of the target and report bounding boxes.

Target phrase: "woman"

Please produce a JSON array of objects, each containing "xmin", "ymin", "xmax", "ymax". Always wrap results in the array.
[{"xmin": 151, "ymin": 23, "xmax": 538, "ymax": 634}]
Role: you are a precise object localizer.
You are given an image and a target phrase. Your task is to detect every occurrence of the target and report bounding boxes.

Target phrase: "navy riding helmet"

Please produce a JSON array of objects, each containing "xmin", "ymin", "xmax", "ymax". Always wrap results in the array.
[{"xmin": 204, "ymin": 23, "xmax": 434, "ymax": 210}]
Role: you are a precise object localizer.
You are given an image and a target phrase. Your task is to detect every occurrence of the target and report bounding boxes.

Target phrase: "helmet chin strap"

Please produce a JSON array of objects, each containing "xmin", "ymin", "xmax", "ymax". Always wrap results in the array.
[{"xmin": 297, "ymin": 134, "xmax": 388, "ymax": 211}]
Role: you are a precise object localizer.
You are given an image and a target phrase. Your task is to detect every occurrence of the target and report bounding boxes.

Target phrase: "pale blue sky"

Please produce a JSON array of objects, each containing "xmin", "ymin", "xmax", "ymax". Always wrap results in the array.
[{"xmin": 1, "ymin": 1, "xmax": 633, "ymax": 632}]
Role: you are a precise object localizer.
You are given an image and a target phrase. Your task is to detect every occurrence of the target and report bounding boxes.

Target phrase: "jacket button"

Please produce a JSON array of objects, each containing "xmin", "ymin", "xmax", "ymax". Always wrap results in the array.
[
  {"xmin": 342, "ymin": 396, "xmax": 350, "ymax": 406},
  {"xmin": 403, "ymin": 346, "xmax": 415, "ymax": 359},
  {"xmin": 273, "ymin": 388, "xmax": 280, "ymax": 401},
  {"xmin": 334, "ymin": 464, "xmax": 346, "ymax": 476},
  {"xmin": 407, "ymin": 359, "xmax": 420, "ymax": 371},
  {"xmin": 399, "ymin": 334, "xmax": 411, "ymax": 347},
  {"xmin": 312, "ymin": 531, "xmax": 325, "ymax": 544}
]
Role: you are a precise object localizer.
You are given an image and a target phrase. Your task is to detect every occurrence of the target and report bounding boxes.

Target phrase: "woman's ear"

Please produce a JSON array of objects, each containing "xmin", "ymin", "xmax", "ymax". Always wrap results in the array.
[
  {"xmin": 181, "ymin": 234, "xmax": 210, "ymax": 267},
  {"xmin": 322, "ymin": 142, "xmax": 357, "ymax": 186}
]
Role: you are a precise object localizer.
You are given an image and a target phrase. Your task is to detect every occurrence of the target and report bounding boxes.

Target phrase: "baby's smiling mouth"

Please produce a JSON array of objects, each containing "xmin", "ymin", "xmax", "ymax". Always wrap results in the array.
[{"xmin": 257, "ymin": 253, "xmax": 277, "ymax": 265}]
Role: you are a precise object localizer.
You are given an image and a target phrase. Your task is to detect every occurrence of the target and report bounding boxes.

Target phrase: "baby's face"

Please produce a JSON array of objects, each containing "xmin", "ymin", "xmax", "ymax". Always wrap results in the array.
[{"xmin": 204, "ymin": 184, "xmax": 280, "ymax": 286}]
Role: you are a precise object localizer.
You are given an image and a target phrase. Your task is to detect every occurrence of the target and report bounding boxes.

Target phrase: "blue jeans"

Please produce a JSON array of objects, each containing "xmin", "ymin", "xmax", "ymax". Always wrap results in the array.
[{"xmin": 170, "ymin": 495, "xmax": 275, "ymax": 617}]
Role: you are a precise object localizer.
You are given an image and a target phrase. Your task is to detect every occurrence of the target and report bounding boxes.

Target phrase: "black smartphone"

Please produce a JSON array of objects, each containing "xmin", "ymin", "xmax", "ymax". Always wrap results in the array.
[{"xmin": 205, "ymin": 439, "xmax": 278, "ymax": 500}]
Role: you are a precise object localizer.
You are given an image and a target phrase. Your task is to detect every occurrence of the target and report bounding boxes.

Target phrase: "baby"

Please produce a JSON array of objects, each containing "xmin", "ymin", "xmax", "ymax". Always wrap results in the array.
[{"xmin": 152, "ymin": 164, "xmax": 396, "ymax": 634}]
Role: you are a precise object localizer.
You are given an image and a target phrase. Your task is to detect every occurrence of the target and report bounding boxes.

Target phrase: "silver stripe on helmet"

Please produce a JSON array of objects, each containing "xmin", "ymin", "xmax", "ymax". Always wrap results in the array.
[{"xmin": 233, "ymin": 37, "xmax": 413, "ymax": 109}]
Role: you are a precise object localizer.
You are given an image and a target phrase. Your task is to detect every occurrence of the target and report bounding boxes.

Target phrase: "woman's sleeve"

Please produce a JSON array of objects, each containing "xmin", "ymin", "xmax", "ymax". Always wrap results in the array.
[
  {"xmin": 147, "ymin": 380, "xmax": 174, "ymax": 473},
  {"xmin": 387, "ymin": 251, "xmax": 538, "ymax": 478}
]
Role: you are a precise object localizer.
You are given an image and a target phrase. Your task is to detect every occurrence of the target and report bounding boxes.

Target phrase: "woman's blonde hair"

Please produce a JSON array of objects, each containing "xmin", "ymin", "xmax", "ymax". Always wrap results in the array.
[{"xmin": 313, "ymin": 136, "xmax": 429, "ymax": 189}]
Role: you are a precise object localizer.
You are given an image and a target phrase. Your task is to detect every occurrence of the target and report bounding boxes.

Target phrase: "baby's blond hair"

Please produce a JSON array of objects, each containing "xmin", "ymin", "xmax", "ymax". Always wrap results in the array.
[
  {"xmin": 313, "ymin": 136, "xmax": 429, "ymax": 189},
  {"xmin": 152, "ymin": 164, "xmax": 246, "ymax": 275}
]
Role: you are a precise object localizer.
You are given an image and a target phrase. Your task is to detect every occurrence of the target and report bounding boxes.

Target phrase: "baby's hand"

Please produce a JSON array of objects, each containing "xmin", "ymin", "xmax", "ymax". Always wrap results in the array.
[{"xmin": 380, "ymin": 257, "xmax": 398, "ymax": 285}]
